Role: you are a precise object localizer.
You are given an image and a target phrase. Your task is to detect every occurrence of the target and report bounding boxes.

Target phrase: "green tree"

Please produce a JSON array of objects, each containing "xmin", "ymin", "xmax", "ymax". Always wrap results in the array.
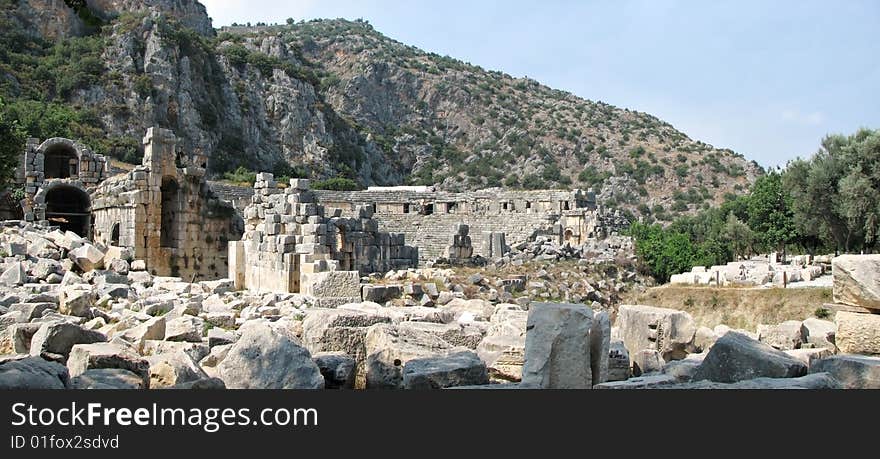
[
  {"xmin": 0, "ymin": 99, "xmax": 26, "ymax": 187},
  {"xmin": 722, "ymin": 213, "xmax": 753, "ymax": 260},
  {"xmin": 747, "ymin": 172, "xmax": 796, "ymax": 255}
]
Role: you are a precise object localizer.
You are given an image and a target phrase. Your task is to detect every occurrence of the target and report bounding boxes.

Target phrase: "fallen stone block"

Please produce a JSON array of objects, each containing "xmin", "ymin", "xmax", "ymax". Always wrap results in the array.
[
  {"xmin": 594, "ymin": 374, "xmax": 677, "ymax": 389},
  {"xmin": 0, "ymin": 323, "xmax": 41, "ymax": 354},
  {"xmin": 402, "ymin": 351, "xmax": 489, "ymax": 389},
  {"xmin": 810, "ymin": 354, "xmax": 880, "ymax": 389},
  {"xmin": 146, "ymin": 351, "xmax": 209, "ymax": 389},
  {"xmin": 607, "ymin": 340, "xmax": 631, "ymax": 382},
  {"xmin": 218, "ymin": 321, "xmax": 324, "ymax": 389},
  {"xmin": 70, "ymin": 369, "xmax": 145, "ymax": 389},
  {"xmin": 632, "ymin": 349, "xmax": 665, "ymax": 376},
  {"xmin": 521, "ymin": 302, "xmax": 593, "ymax": 389},
  {"xmin": 68, "ymin": 243, "xmax": 105, "ymax": 272},
  {"xmin": 757, "ymin": 320, "xmax": 804, "ymax": 350},
  {"xmin": 785, "ymin": 348, "xmax": 833, "ymax": 369},
  {"xmin": 667, "ymin": 373, "xmax": 841, "ymax": 389},
  {"xmin": 29, "ymin": 322, "xmax": 107, "ymax": 361},
  {"xmin": 0, "ymin": 356, "xmax": 69, "ymax": 389},
  {"xmin": 834, "ymin": 311, "xmax": 880, "ymax": 355},
  {"xmin": 693, "ymin": 331, "xmax": 807, "ymax": 383},
  {"xmin": 800, "ymin": 318, "xmax": 837, "ymax": 352},
  {"xmin": 364, "ymin": 323, "xmax": 463, "ymax": 389},
  {"xmin": 617, "ymin": 304, "xmax": 695, "ymax": 361},
  {"xmin": 67, "ymin": 342, "xmax": 150, "ymax": 388},
  {"xmin": 590, "ymin": 310, "xmax": 611, "ymax": 384},
  {"xmin": 164, "ymin": 316, "xmax": 204, "ymax": 343},
  {"xmin": 313, "ymin": 351, "xmax": 356, "ymax": 389},
  {"xmin": 58, "ymin": 286, "xmax": 95, "ymax": 317},
  {"xmin": 832, "ymin": 254, "xmax": 880, "ymax": 310}
]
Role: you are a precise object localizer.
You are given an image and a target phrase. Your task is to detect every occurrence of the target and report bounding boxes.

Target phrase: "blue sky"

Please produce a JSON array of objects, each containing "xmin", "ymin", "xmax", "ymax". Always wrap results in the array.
[{"xmin": 200, "ymin": 0, "xmax": 879, "ymax": 169}]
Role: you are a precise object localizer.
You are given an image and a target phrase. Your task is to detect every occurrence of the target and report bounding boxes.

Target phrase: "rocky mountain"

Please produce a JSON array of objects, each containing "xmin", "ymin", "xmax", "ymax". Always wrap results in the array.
[{"xmin": 0, "ymin": 0, "xmax": 762, "ymax": 221}]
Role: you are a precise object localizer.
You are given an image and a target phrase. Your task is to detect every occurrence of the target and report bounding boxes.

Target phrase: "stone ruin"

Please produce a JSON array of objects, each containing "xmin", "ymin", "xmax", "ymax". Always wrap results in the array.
[
  {"xmin": 227, "ymin": 174, "xmax": 419, "ymax": 306},
  {"xmin": 15, "ymin": 137, "xmax": 108, "ymax": 237},
  {"xmin": 9, "ymin": 128, "xmax": 242, "ymax": 281},
  {"xmin": 89, "ymin": 128, "xmax": 242, "ymax": 280},
  {"xmin": 670, "ymin": 253, "xmax": 827, "ymax": 287},
  {"xmin": 445, "ymin": 223, "xmax": 474, "ymax": 261},
  {"xmin": 275, "ymin": 186, "xmax": 628, "ymax": 264}
]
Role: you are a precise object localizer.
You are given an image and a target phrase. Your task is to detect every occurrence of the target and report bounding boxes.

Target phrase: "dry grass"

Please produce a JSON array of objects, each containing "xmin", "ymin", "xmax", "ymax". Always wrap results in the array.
[{"xmin": 623, "ymin": 285, "xmax": 833, "ymax": 331}]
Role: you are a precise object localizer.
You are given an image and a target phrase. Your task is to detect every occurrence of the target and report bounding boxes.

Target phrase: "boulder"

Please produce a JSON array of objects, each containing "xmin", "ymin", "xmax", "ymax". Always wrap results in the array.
[
  {"xmin": 521, "ymin": 302, "xmax": 593, "ymax": 389},
  {"xmin": 164, "ymin": 316, "xmax": 204, "ymax": 343},
  {"xmin": 441, "ymin": 298, "xmax": 494, "ymax": 323},
  {"xmin": 301, "ymin": 308, "xmax": 391, "ymax": 387},
  {"xmin": 810, "ymin": 354, "xmax": 880, "ymax": 389},
  {"xmin": 146, "ymin": 351, "xmax": 209, "ymax": 389},
  {"xmin": 476, "ymin": 306, "xmax": 527, "ymax": 382},
  {"xmin": 668, "ymin": 373, "xmax": 841, "ymax": 389},
  {"xmin": 58, "ymin": 286, "xmax": 95, "ymax": 317},
  {"xmin": 800, "ymin": 318, "xmax": 837, "ymax": 352},
  {"xmin": 70, "ymin": 369, "xmax": 145, "ymax": 389},
  {"xmin": 117, "ymin": 316, "xmax": 166, "ymax": 350},
  {"xmin": 67, "ymin": 342, "xmax": 150, "ymax": 388},
  {"xmin": 691, "ymin": 326, "xmax": 718, "ymax": 353},
  {"xmin": 632, "ymin": 349, "xmax": 666, "ymax": 376},
  {"xmin": 757, "ymin": 320, "xmax": 804, "ymax": 350},
  {"xmin": 662, "ymin": 352, "xmax": 706, "ymax": 381},
  {"xmin": 402, "ymin": 351, "xmax": 489, "ymax": 389},
  {"xmin": 207, "ymin": 327, "xmax": 236, "ymax": 348},
  {"xmin": 29, "ymin": 322, "xmax": 107, "ymax": 360},
  {"xmin": 31, "ymin": 258, "xmax": 62, "ymax": 280},
  {"xmin": 832, "ymin": 254, "xmax": 880, "ymax": 310},
  {"xmin": 834, "ymin": 311, "xmax": 880, "ymax": 355},
  {"xmin": 590, "ymin": 310, "xmax": 611, "ymax": 384},
  {"xmin": 142, "ymin": 340, "xmax": 210, "ymax": 363},
  {"xmin": 693, "ymin": 332, "xmax": 808, "ymax": 383},
  {"xmin": 68, "ymin": 243, "xmax": 105, "ymax": 272},
  {"xmin": 8, "ymin": 302, "xmax": 56, "ymax": 321},
  {"xmin": 0, "ymin": 356, "xmax": 69, "ymax": 389},
  {"xmin": 364, "ymin": 323, "xmax": 462, "ymax": 389},
  {"xmin": 218, "ymin": 322, "xmax": 324, "ymax": 389},
  {"xmin": 607, "ymin": 340, "xmax": 631, "ymax": 382},
  {"xmin": 616, "ymin": 305, "xmax": 695, "ymax": 361},
  {"xmin": 0, "ymin": 262, "xmax": 27, "ymax": 287},
  {"xmin": 0, "ymin": 323, "xmax": 41, "ymax": 354},
  {"xmin": 595, "ymin": 374, "xmax": 678, "ymax": 389},
  {"xmin": 312, "ymin": 352, "xmax": 356, "ymax": 389},
  {"xmin": 785, "ymin": 348, "xmax": 833, "ymax": 369}
]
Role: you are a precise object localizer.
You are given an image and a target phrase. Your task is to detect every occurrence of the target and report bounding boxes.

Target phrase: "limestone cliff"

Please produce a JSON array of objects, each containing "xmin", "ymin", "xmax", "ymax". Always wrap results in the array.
[{"xmin": 0, "ymin": 0, "xmax": 763, "ymax": 221}]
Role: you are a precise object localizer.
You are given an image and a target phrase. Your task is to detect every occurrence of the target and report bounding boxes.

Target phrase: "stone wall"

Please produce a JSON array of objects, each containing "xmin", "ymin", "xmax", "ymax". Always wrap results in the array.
[
  {"xmin": 90, "ymin": 128, "xmax": 242, "ymax": 280},
  {"xmin": 210, "ymin": 184, "xmax": 629, "ymax": 265},
  {"xmin": 228, "ymin": 176, "xmax": 418, "ymax": 300},
  {"xmin": 17, "ymin": 137, "xmax": 108, "ymax": 228},
  {"xmin": 311, "ymin": 188, "xmax": 608, "ymax": 263}
]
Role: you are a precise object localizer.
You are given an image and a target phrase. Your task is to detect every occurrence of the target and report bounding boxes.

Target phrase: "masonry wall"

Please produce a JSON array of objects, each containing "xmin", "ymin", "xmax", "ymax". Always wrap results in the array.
[
  {"xmin": 91, "ymin": 128, "xmax": 242, "ymax": 281},
  {"xmin": 312, "ymin": 188, "xmax": 595, "ymax": 263}
]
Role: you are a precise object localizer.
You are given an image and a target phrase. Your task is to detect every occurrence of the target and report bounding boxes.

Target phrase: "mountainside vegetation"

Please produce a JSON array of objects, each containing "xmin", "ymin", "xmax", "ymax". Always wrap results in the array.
[{"xmin": 0, "ymin": 0, "xmax": 762, "ymax": 222}]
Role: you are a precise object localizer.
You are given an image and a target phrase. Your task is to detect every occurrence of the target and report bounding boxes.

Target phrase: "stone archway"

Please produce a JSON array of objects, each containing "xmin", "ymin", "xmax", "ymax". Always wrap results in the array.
[
  {"xmin": 39, "ymin": 138, "xmax": 81, "ymax": 179},
  {"xmin": 42, "ymin": 184, "xmax": 91, "ymax": 237}
]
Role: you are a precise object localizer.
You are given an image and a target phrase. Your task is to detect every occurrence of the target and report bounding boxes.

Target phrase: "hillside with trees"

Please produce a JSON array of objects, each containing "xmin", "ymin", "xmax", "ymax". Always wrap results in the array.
[{"xmin": 631, "ymin": 128, "xmax": 880, "ymax": 282}]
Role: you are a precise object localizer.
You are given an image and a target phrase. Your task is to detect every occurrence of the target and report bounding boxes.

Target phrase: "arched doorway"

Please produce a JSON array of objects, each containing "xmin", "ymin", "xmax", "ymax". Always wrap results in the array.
[
  {"xmin": 160, "ymin": 177, "xmax": 180, "ymax": 248},
  {"xmin": 43, "ymin": 143, "xmax": 79, "ymax": 179},
  {"xmin": 45, "ymin": 185, "xmax": 91, "ymax": 236}
]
